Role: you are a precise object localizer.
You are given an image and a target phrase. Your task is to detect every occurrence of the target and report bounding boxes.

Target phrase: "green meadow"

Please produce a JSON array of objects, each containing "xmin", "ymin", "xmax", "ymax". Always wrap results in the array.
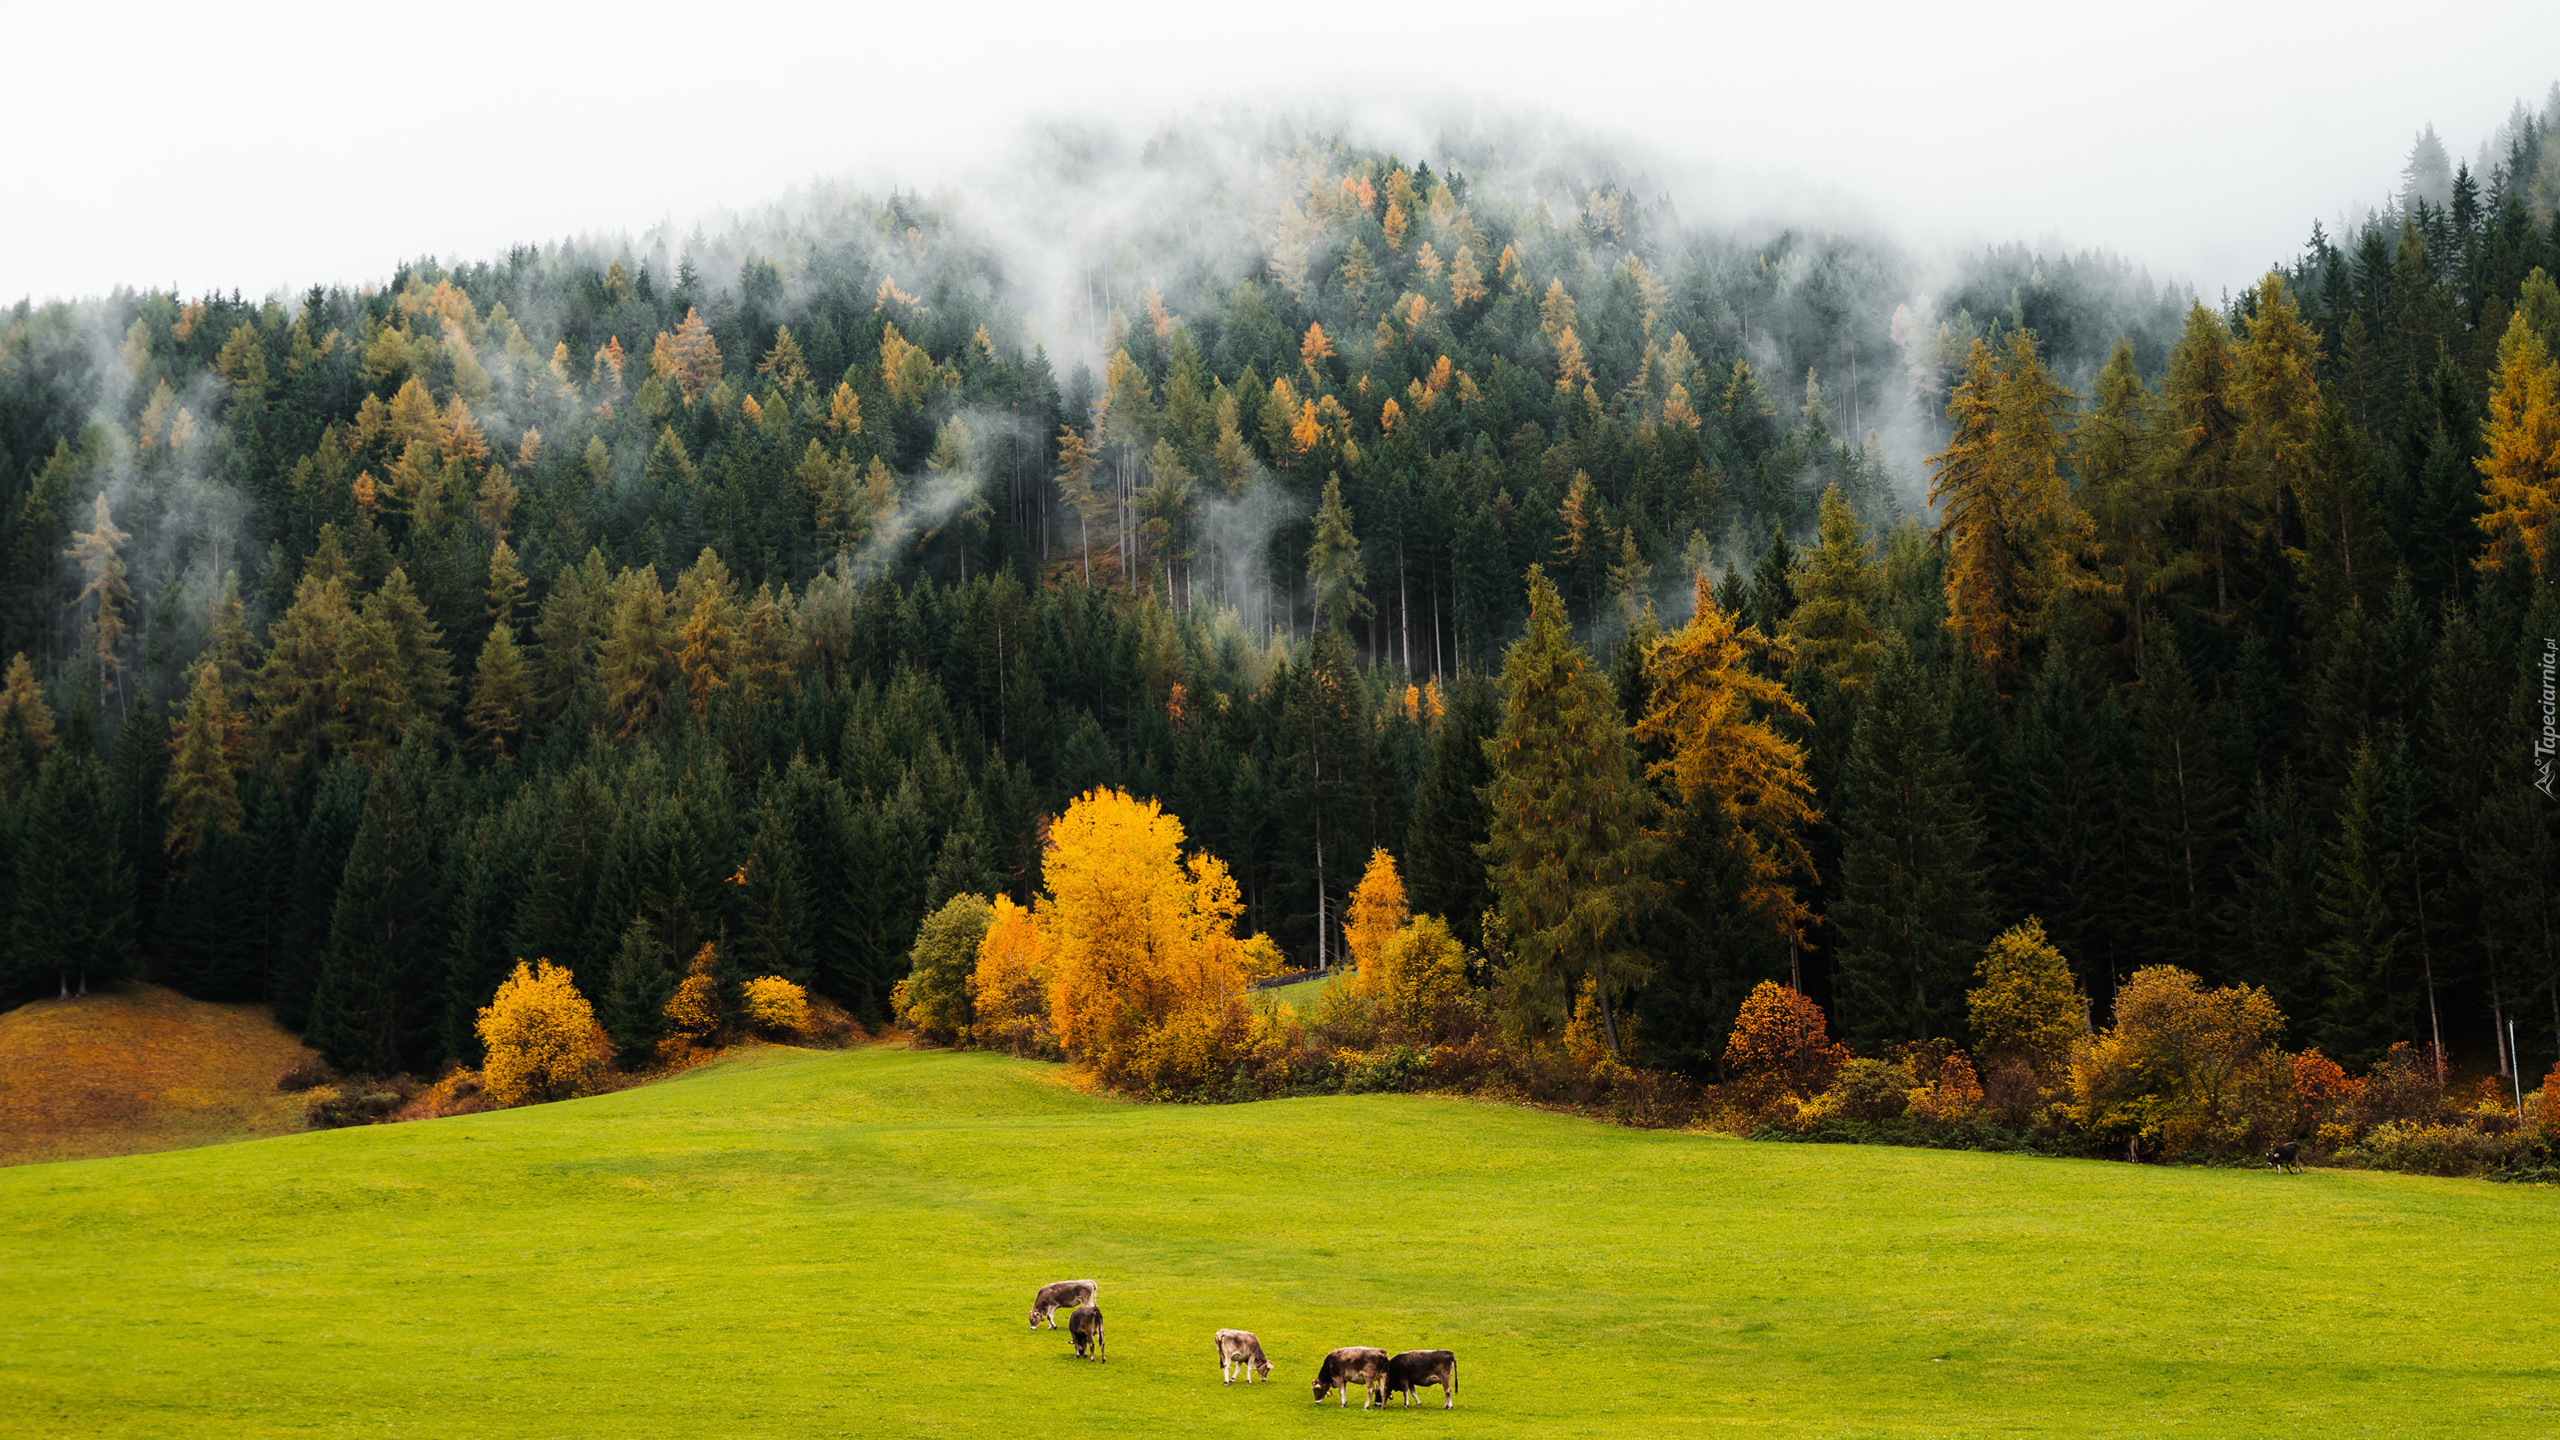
[{"xmin": 1, "ymin": 1043, "xmax": 2551, "ymax": 1438}]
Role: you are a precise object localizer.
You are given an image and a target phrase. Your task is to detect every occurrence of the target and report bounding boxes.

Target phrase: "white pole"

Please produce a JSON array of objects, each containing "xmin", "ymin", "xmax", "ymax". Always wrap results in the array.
[{"xmin": 2513, "ymin": 1020, "xmax": 2527, "ymax": 1122}]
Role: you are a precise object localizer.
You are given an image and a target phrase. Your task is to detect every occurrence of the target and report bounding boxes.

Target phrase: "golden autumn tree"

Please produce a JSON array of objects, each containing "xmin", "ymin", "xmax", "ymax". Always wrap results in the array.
[
  {"xmin": 1343, "ymin": 847, "xmax": 1410, "ymax": 978},
  {"xmin": 742, "ymin": 975, "xmax": 810, "ymax": 1037},
  {"xmin": 1299, "ymin": 322, "xmax": 1337, "ymax": 377},
  {"xmin": 1966, "ymin": 916, "xmax": 2088, "ymax": 1087},
  {"xmin": 63, "ymin": 493, "xmax": 132, "ymax": 709},
  {"xmin": 969, "ymin": 894, "xmax": 1055, "ymax": 1057},
  {"xmin": 1928, "ymin": 332, "xmax": 2078, "ymax": 689},
  {"xmin": 2473, "ymin": 307, "xmax": 2560, "ymax": 576},
  {"xmin": 476, "ymin": 959, "xmax": 607, "ymax": 1106},
  {"xmin": 1638, "ymin": 576, "xmax": 1820, "ymax": 953},
  {"xmin": 650, "ymin": 308, "xmax": 723, "ymax": 403},
  {"xmin": 1039, "ymin": 787, "xmax": 1256, "ymax": 1091},
  {"xmin": 0, "ymin": 652, "xmax": 58, "ymax": 797}
]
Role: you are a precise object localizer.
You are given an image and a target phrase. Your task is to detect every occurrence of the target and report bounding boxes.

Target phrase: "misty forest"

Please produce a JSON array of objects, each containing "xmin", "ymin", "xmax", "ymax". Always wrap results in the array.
[{"xmin": 3, "ymin": 97, "xmax": 2559, "ymax": 1161}]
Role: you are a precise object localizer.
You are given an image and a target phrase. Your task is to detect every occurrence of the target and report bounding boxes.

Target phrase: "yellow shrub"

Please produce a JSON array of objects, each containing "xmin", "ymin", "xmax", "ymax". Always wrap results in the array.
[
  {"xmin": 743, "ymin": 976, "xmax": 809, "ymax": 1037},
  {"xmin": 1371, "ymin": 914, "xmax": 1472, "ymax": 1042},
  {"xmin": 969, "ymin": 895, "xmax": 1054, "ymax": 1057},
  {"xmin": 657, "ymin": 943, "xmax": 722, "ymax": 1063},
  {"xmin": 475, "ymin": 960, "xmax": 606, "ymax": 1107}
]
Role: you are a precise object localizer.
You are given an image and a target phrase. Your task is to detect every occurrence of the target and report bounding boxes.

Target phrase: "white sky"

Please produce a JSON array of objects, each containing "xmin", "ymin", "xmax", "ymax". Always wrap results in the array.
[{"xmin": 6, "ymin": 0, "xmax": 2558, "ymax": 307}]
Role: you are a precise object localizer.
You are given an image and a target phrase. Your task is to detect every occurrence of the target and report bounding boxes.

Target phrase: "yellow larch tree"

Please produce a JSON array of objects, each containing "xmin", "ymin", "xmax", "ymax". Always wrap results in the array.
[
  {"xmin": 2474, "ymin": 308, "xmax": 2560, "ymax": 576},
  {"xmin": 1638, "ymin": 577, "xmax": 1821, "ymax": 951},
  {"xmin": 1343, "ymin": 847, "xmax": 1410, "ymax": 980},
  {"xmin": 1928, "ymin": 332, "xmax": 2078, "ymax": 690},
  {"xmin": 651, "ymin": 308, "xmax": 723, "ymax": 404}
]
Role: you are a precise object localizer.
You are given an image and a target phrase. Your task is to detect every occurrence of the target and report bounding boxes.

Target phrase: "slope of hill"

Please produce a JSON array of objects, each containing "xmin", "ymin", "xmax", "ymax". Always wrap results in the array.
[
  {"xmin": 2, "ymin": 1043, "xmax": 2551, "ymax": 1437},
  {"xmin": 0, "ymin": 984, "xmax": 318, "ymax": 1166}
]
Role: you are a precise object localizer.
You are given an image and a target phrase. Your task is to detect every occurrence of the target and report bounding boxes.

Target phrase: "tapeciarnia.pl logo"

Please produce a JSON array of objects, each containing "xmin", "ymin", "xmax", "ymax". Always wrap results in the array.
[{"xmin": 2539, "ymin": 636, "xmax": 2557, "ymax": 800}]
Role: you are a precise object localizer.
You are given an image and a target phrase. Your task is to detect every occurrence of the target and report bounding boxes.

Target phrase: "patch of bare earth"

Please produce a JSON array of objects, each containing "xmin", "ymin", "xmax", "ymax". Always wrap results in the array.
[{"xmin": 0, "ymin": 983, "xmax": 319, "ymax": 1167}]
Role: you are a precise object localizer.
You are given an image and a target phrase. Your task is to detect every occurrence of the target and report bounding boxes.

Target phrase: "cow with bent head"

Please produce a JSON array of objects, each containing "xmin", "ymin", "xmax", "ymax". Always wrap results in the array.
[
  {"xmin": 1215, "ymin": 1329, "xmax": 1272, "ymax": 1384},
  {"xmin": 1311, "ymin": 1347, "xmax": 1391, "ymax": 1408},
  {"xmin": 1028, "ymin": 1279, "xmax": 1097, "ymax": 1329},
  {"xmin": 1068, "ymin": 1304, "xmax": 1106, "ymax": 1361}
]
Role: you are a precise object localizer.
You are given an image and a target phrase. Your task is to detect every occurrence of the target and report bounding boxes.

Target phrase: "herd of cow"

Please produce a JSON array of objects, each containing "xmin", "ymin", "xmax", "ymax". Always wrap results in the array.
[{"xmin": 1027, "ymin": 1279, "xmax": 1460, "ymax": 1410}]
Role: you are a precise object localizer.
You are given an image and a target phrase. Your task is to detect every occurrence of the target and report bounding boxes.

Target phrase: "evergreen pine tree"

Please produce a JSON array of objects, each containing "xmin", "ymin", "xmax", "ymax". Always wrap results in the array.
[
  {"xmin": 601, "ymin": 915, "xmax": 675, "ymax": 1068},
  {"xmin": 734, "ymin": 800, "xmax": 811, "ymax": 985},
  {"xmin": 1480, "ymin": 565, "xmax": 1658, "ymax": 1052},
  {"xmin": 2128, "ymin": 633, "xmax": 2238, "ymax": 968},
  {"xmin": 1832, "ymin": 644, "xmax": 1988, "ymax": 1044},
  {"xmin": 2312, "ymin": 737, "xmax": 2406, "ymax": 1068},
  {"xmin": 309, "ymin": 773, "xmax": 437, "ymax": 1074},
  {"xmin": 1405, "ymin": 672, "xmax": 1498, "ymax": 947},
  {"xmin": 8, "ymin": 751, "xmax": 134, "ymax": 1001},
  {"xmin": 272, "ymin": 759, "xmax": 367, "ymax": 1030}
]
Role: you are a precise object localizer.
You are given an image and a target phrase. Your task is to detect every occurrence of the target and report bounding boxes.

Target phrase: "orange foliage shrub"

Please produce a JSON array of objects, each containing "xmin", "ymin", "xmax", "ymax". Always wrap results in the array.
[
  {"xmin": 657, "ymin": 943, "xmax": 721, "ymax": 1063},
  {"xmin": 1723, "ymin": 981, "xmax": 1846, "ymax": 1100},
  {"xmin": 1907, "ymin": 1051, "xmax": 1985, "ymax": 1123},
  {"xmin": 970, "ymin": 895, "xmax": 1054, "ymax": 1057},
  {"xmin": 2290, "ymin": 1049, "xmax": 2360, "ymax": 1136}
]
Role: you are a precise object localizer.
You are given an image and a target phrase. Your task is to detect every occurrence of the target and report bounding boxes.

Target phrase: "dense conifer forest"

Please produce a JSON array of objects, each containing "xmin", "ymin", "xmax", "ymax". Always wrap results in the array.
[{"xmin": 1, "ymin": 99, "xmax": 2556, "ymax": 1116}]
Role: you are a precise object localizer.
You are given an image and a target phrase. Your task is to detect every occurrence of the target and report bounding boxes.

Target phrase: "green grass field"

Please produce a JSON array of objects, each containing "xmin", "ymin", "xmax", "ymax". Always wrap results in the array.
[
  {"xmin": 1261, "ymin": 969, "xmax": 1346, "ymax": 1007},
  {"xmin": 2, "ymin": 1043, "xmax": 2552, "ymax": 1438}
]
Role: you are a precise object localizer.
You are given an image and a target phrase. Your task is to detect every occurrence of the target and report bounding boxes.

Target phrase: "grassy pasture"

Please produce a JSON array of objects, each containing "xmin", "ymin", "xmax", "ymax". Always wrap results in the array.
[
  {"xmin": 1, "ymin": 1043, "xmax": 2552, "ymax": 1438},
  {"xmin": 1260, "ymin": 969, "xmax": 1347, "ymax": 1007}
]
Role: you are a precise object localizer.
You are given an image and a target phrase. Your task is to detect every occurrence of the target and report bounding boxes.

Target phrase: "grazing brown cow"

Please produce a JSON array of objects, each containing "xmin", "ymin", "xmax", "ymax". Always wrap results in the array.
[
  {"xmin": 1215, "ymin": 1329, "xmax": 1272, "ymax": 1384},
  {"xmin": 1311, "ymin": 1347, "xmax": 1391, "ymax": 1408},
  {"xmin": 1068, "ymin": 1304, "xmax": 1106, "ymax": 1361},
  {"xmin": 1386, "ymin": 1350, "xmax": 1458, "ymax": 1409},
  {"xmin": 1028, "ymin": 1279, "xmax": 1098, "ymax": 1329}
]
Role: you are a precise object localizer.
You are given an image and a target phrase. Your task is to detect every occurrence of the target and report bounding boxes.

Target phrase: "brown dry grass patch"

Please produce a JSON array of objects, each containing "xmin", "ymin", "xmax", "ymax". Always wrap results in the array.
[{"xmin": 0, "ymin": 983, "xmax": 319, "ymax": 1167}]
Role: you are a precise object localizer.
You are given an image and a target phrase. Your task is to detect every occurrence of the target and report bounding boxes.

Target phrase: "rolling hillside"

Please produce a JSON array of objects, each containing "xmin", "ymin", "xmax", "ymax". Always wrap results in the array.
[
  {"xmin": 0, "ymin": 984, "xmax": 318, "ymax": 1167},
  {"xmin": 0, "ymin": 1043, "xmax": 2552, "ymax": 1438}
]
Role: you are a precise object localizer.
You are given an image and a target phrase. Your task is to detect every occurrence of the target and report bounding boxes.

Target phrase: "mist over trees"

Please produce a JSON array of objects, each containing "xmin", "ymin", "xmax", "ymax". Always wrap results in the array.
[{"xmin": 0, "ymin": 98, "xmax": 2556, "ymax": 1104}]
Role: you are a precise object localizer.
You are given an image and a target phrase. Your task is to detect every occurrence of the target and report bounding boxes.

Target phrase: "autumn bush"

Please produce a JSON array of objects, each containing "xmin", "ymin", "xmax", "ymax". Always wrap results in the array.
[
  {"xmin": 967, "ymin": 895, "xmax": 1054, "ymax": 1058},
  {"xmin": 1370, "ymin": 914, "xmax": 1476, "ymax": 1044},
  {"xmin": 1907, "ymin": 1050, "xmax": 1985, "ymax": 1124},
  {"xmin": 742, "ymin": 976, "xmax": 810, "ymax": 1038},
  {"xmin": 1821, "ymin": 1057, "xmax": 1915, "ymax": 1122},
  {"xmin": 2071, "ymin": 965, "xmax": 2288, "ymax": 1160},
  {"xmin": 1724, "ymin": 980, "xmax": 1846, "ymax": 1112},
  {"xmin": 476, "ymin": 959, "xmax": 607, "ymax": 1107},
  {"xmin": 2354, "ymin": 1043, "xmax": 2450, "ymax": 1128},
  {"xmin": 657, "ymin": 943, "xmax": 723, "ymax": 1064}
]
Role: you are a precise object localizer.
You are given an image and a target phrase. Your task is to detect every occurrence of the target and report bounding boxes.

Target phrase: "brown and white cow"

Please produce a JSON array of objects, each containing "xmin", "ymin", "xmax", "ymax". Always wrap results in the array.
[
  {"xmin": 1068, "ymin": 1303, "xmax": 1106, "ymax": 1361},
  {"xmin": 1386, "ymin": 1349, "xmax": 1458, "ymax": 1409},
  {"xmin": 1311, "ymin": 1347, "xmax": 1391, "ymax": 1408},
  {"xmin": 1215, "ymin": 1329, "xmax": 1272, "ymax": 1384},
  {"xmin": 1028, "ymin": 1279, "xmax": 1098, "ymax": 1329}
]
